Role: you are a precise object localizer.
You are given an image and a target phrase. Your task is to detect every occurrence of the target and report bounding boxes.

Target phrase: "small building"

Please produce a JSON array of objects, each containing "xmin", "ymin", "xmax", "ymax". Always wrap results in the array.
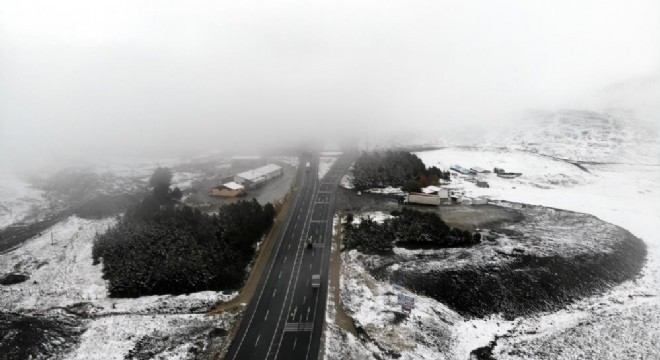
[
  {"xmin": 445, "ymin": 185, "xmax": 465, "ymax": 203},
  {"xmin": 450, "ymin": 164, "xmax": 476, "ymax": 175},
  {"xmin": 234, "ymin": 164, "xmax": 283, "ymax": 189},
  {"xmin": 421, "ymin": 186, "xmax": 449, "ymax": 199},
  {"xmin": 470, "ymin": 166, "xmax": 490, "ymax": 173},
  {"xmin": 493, "ymin": 167, "xmax": 505, "ymax": 174},
  {"xmin": 497, "ymin": 172, "xmax": 522, "ymax": 179},
  {"xmin": 476, "ymin": 181, "xmax": 490, "ymax": 188},
  {"xmin": 405, "ymin": 193, "xmax": 441, "ymax": 206},
  {"xmin": 210, "ymin": 182, "xmax": 246, "ymax": 197}
]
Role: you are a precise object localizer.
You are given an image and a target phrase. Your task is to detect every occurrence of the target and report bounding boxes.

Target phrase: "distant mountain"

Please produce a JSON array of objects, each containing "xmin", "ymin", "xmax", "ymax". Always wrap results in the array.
[
  {"xmin": 484, "ymin": 76, "xmax": 660, "ymax": 163},
  {"xmin": 499, "ymin": 109, "xmax": 659, "ymax": 163},
  {"xmin": 579, "ymin": 76, "xmax": 660, "ymax": 121}
]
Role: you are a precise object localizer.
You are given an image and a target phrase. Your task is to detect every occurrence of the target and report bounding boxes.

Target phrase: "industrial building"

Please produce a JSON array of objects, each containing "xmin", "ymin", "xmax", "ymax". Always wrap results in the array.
[
  {"xmin": 470, "ymin": 166, "xmax": 490, "ymax": 173},
  {"xmin": 405, "ymin": 193, "xmax": 442, "ymax": 206},
  {"xmin": 211, "ymin": 182, "xmax": 246, "ymax": 197},
  {"xmin": 234, "ymin": 164, "xmax": 283, "ymax": 189},
  {"xmin": 450, "ymin": 164, "xmax": 476, "ymax": 175}
]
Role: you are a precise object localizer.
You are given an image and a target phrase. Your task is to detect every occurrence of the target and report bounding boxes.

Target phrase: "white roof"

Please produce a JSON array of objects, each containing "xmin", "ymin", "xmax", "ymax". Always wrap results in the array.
[
  {"xmin": 236, "ymin": 164, "xmax": 282, "ymax": 181},
  {"xmin": 223, "ymin": 182, "xmax": 244, "ymax": 190},
  {"xmin": 422, "ymin": 186, "xmax": 441, "ymax": 194}
]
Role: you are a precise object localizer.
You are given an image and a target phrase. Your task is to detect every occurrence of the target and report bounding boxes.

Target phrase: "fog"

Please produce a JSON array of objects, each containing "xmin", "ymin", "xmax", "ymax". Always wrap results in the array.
[{"xmin": 1, "ymin": 0, "xmax": 659, "ymax": 172}]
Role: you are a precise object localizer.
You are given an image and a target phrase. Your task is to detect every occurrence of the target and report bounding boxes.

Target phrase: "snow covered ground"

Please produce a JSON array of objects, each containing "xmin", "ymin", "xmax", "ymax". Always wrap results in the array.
[
  {"xmin": 418, "ymin": 146, "xmax": 660, "ymax": 359},
  {"xmin": 0, "ymin": 215, "xmax": 239, "ymax": 359},
  {"xmin": 365, "ymin": 186, "xmax": 405, "ymax": 196},
  {"xmin": 328, "ymin": 141, "xmax": 659, "ymax": 359},
  {"xmin": 0, "ymin": 174, "xmax": 48, "ymax": 229},
  {"xmin": 319, "ymin": 156, "xmax": 339, "ymax": 180}
]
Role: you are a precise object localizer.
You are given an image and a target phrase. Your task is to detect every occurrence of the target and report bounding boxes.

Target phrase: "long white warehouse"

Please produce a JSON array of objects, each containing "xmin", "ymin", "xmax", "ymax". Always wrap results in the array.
[{"xmin": 234, "ymin": 164, "xmax": 283, "ymax": 189}]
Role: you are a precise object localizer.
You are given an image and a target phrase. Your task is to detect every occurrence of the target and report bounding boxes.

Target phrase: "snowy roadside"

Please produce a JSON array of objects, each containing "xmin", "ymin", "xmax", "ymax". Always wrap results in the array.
[
  {"xmin": 319, "ymin": 156, "xmax": 338, "ymax": 180},
  {"xmin": 0, "ymin": 215, "xmax": 240, "ymax": 359}
]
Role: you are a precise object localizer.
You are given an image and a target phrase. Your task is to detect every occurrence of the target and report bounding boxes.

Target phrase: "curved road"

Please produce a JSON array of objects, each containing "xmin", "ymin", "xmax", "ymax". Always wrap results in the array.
[{"xmin": 225, "ymin": 153, "xmax": 353, "ymax": 360}]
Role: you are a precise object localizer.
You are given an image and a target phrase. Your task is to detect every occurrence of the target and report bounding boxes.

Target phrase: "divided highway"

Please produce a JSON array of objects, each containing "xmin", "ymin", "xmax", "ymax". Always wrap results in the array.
[{"xmin": 225, "ymin": 153, "xmax": 353, "ymax": 360}]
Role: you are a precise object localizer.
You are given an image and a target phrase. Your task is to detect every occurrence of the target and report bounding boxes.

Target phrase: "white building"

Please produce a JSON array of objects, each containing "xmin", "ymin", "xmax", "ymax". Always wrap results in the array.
[
  {"xmin": 424, "ymin": 186, "xmax": 449, "ymax": 198},
  {"xmin": 234, "ymin": 164, "xmax": 283, "ymax": 189},
  {"xmin": 445, "ymin": 185, "xmax": 465, "ymax": 203}
]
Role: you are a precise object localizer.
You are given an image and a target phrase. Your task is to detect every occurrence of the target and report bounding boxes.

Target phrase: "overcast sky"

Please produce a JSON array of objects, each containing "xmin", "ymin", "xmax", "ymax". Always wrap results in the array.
[{"xmin": 1, "ymin": 0, "xmax": 659, "ymax": 171}]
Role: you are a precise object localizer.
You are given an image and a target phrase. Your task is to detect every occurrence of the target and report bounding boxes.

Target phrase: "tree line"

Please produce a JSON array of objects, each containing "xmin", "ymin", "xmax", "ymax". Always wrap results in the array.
[
  {"xmin": 351, "ymin": 151, "xmax": 450, "ymax": 191},
  {"xmin": 343, "ymin": 208, "xmax": 480, "ymax": 254},
  {"xmin": 92, "ymin": 167, "xmax": 275, "ymax": 297}
]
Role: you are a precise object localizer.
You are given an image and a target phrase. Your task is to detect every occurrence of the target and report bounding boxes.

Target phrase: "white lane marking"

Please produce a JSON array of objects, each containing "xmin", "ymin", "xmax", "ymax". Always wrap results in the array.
[
  {"xmin": 309, "ymin": 263, "xmax": 312, "ymax": 271},
  {"xmin": 303, "ymin": 296, "xmax": 306, "ymax": 304},
  {"xmin": 279, "ymin": 270, "xmax": 282, "ymax": 279},
  {"xmin": 270, "ymin": 163, "xmax": 322, "ymax": 359},
  {"xmin": 293, "ymin": 337, "xmax": 297, "ymax": 350},
  {"xmin": 306, "ymin": 307, "xmax": 310, "ymax": 321},
  {"xmin": 284, "ymin": 256, "xmax": 287, "ymax": 263},
  {"xmin": 288, "ymin": 243, "xmax": 291, "ymax": 249},
  {"xmin": 265, "ymin": 310, "xmax": 269, "ymax": 320},
  {"xmin": 272, "ymin": 289, "xmax": 277, "ymax": 297},
  {"xmin": 255, "ymin": 335, "xmax": 260, "ymax": 347},
  {"xmin": 229, "ymin": 159, "xmax": 308, "ymax": 359}
]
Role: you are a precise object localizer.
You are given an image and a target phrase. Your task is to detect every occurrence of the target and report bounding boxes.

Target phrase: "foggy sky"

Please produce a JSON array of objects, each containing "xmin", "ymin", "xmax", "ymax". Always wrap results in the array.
[{"xmin": 1, "ymin": 0, "xmax": 659, "ymax": 172}]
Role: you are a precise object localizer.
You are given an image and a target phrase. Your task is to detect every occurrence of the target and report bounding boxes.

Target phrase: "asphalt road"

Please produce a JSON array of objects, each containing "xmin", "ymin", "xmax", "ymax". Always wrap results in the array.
[{"xmin": 225, "ymin": 153, "xmax": 353, "ymax": 360}]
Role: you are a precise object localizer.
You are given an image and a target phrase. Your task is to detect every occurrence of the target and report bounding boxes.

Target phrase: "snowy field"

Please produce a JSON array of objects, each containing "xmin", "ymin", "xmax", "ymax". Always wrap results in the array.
[
  {"xmin": 328, "ymin": 145, "xmax": 660, "ymax": 359},
  {"xmin": 0, "ymin": 174, "xmax": 48, "ymax": 229},
  {"xmin": 0, "ymin": 215, "xmax": 239, "ymax": 359},
  {"xmin": 418, "ymin": 147, "xmax": 660, "ymax": 358}
]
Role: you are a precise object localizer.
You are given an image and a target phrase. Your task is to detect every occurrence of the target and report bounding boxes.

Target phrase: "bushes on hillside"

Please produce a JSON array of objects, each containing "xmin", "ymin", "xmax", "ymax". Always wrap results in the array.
[
  {"xmin": 351, "ymin": 151, "xmax": 450, "ymax": 191},
  {"xmin": 344, "ymin": 208, "xmax": 478, "ymax": 254},
  {"xmin": 92, "ymin": 168, "xmax": 275, "ymax": 297}
]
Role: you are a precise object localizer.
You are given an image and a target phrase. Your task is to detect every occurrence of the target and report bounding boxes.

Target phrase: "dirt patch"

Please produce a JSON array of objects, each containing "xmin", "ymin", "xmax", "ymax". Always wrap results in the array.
[
  {"xmin": 335, "ymin": 187, "xmax": 401, "ymax": 213},
  {"xmin": 428, "ymin": 204, "xmax": 523, "ymax": 231},
  {"xmin": 0, "ymin": 273, "xmax": 29, "ymax": 285},
  {"xmin": 335, "ymin": 188, "xmax": 522, "ymax": 231},
  {"xmin": 0, "ymin": 311, "xmax": 85, "ymax": 360},
  {"xmin": 353, "ymin": 203, "xmax": 647, "ymax": 319},
  {"xmin": 330, "ymin": 215, "xmax": 358, "ymax": 336}
]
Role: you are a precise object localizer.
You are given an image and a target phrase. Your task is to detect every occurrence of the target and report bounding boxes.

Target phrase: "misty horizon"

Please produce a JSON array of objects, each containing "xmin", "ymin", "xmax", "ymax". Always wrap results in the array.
[{"xmin": 2, "ymin": 0, "xmax": 659, "ymax": 173}]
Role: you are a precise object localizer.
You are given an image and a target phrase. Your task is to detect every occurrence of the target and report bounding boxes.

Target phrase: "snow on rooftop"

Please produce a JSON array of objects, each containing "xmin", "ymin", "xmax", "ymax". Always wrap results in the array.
[
  {"xmin": 223, "ymin": 182, "xmax": 244, "ymax": 190},
  {"xmin": 422, "ymin": 185, "xmax": 441, "ymax": 194},
  {"xmin": 235, "ymin": 164, "xmax": 282, "ymax": 181}
]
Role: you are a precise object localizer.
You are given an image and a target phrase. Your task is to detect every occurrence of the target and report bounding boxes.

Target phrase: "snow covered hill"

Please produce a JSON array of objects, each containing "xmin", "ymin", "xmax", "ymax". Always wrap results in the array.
[{"xmin": 497, "ymin": 109, "xmax": 660, "ymax": 163}]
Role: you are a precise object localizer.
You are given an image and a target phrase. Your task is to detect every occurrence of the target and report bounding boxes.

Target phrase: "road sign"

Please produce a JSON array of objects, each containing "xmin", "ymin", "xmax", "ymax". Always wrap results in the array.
[
  {"xmin": 402, "ymin": 300, "xmax": 415, "ymax": 312},
  {"xmin": 397, "ymin": 293, "xmax": 415, "ymax": 305}
]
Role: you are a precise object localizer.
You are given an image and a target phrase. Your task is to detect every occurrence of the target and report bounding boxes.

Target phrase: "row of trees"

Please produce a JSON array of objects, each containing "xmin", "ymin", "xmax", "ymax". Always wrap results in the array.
[
  {"xmin": 92, "ymin": 168, "xmax": 275, "ymax": 297},
  {"xmin": 351, "ymin": 151, "xmax": 450, "ymax": 191},
  {"xmin": 344, "ymin": 208, "xmax": 479, "ymax": 254}
]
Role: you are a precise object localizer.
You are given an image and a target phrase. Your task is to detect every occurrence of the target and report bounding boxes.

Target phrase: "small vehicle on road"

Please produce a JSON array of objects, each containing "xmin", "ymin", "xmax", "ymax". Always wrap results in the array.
[
  {"xmin": 307, "ymin": 236, "xmax": 313, "ymax": 249},
  {"xmin": 311, "ymin": 274, "xmax": 321, "ymax": 288}
]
